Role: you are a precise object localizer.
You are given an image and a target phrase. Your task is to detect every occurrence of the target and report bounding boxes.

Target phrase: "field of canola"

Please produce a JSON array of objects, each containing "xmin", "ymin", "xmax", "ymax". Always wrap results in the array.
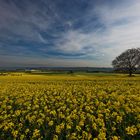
[{"xmin": 0, "ymin": 74, "xmax": 140, "ymax": 140}]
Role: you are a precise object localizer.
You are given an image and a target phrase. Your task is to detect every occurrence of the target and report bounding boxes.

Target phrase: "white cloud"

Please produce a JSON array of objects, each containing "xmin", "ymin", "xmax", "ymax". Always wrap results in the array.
[
  {"xmin": 54, "ymin": 0, "xmax": 140, "ymax": 66},
  {"xmin": 0, "ymin": 1, "xmax": 58, "ymax": 43},
  {"xmin": 1, "ymin": 0, "xmax": 140, "ymax": 67}
]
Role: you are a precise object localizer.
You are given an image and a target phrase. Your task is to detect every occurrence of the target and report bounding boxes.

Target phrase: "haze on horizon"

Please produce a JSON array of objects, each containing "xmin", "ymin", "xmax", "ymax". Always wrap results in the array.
[{"xmin": 0, "ymin": 0, "xmax": 140, "ymax": 67}]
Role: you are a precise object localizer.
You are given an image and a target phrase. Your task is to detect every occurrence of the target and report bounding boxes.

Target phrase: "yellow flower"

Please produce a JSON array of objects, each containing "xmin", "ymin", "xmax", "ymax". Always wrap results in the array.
[
  {"xmin": 79, "ymin": 121, "xmax": 84, "ymax": 126},
  {"xmin": 70, "ymin": 133, "xmax": 77, "ymax": 140},
  {"xmin": 55, "ymin": 125, "xmax": 61, "ymax": 134},
  {"xmin": 15, "ymin": 110, "xmax": 21, "ymax": 116},
  {"xmin": 50, "ymin": 110, "xmax": 57, "ymax": 116},
  {"xmin": 8, "ymin": 122, "xmax": 14, "ymax": 129},
  {"xmin": 98, "ymin": 132, "xmax": 106, "ymax": 140},
  {"xmin": 116, "ymin": 116, "xmax": 122, "ymax": 123},
  {"xmin": 7, "ymin": 105, "xmax": 12, "ymax": 109},
  {"xmin": 0, "ymin": 74, "xmax": 140, "ymax": 139},
  {"xmin": 32, "ymin": 129, "xmax": 40, "ymax": 138},
  {"xmin": 48, "ymin": 120, "xmax": 54, "ymax": 126},
  {"xmin": 25, "ymin": 128, "xmax": 30, "ymax": 134},
  {"xmin": 53, "ymin": 135, "xmax": 58, "ymax": 140},
  {"xmin": 126, "ymin": 125, "xmax": 137, "ymax": 136},
  {"xmin": 12, "ymin": 130, "xmax": 18, "ymax": 138},
  {"xmin": 111, "ymin": 136, "xmax": 120, "ymax": 140},
  {"xmin": 112, "ymin": 127, "xmax": 116, "ymax": 131},
  {"xmin": 92, "ymin": 123, "xmax": 97, "ymax": 130},
  {"xmin": 76, "ymin": 125, "xmax": 81, "ymax": 131},
  {"xmin": 37, "ymin": 118, "xmax": 43, "ymax": 126},
  {"xmin": 88, "ymin": 133, "xmax": 92, "ymax": 140},
  {"xmin": 3, "ymin": 125, "xmax": 9, "ymax": 131},
  {"xmin": 20, "ymin": 134, "xmax": 25, "ymax": 140},
  {"xmin": 66, "ymin": 124, "xmax": 71, "ymax": 130}
]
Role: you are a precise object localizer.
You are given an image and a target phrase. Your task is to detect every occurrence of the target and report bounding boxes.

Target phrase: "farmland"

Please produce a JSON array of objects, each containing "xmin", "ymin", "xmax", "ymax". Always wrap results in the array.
[{"xmin": 0, "ymin": 73, "xmax": 140, "ymax": 140}]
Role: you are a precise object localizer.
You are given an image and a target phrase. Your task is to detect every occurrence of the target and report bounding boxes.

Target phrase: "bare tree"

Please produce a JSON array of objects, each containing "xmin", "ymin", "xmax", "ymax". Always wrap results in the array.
[{"xmin": 112, "ymin": 48, "xmax": 140, "ymax": 76}]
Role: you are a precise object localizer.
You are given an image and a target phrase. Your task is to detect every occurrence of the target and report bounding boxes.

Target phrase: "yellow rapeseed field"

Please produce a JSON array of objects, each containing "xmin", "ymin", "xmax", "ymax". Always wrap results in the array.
[{"xmin": 0, "ymin": 73, "xmax": 140, "ymax": 140}]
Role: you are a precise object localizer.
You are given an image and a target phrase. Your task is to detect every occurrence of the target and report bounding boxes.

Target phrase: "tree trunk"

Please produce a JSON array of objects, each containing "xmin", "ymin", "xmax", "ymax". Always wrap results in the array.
[{"xmin": 129, "ymin": 70, "xmax": 132, "ymax": 77}]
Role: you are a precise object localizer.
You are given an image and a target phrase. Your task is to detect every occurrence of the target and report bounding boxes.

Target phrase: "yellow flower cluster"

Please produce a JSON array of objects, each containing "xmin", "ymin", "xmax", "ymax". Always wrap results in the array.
[{"xmin": 0, "ymin": 75, "xmax": 140, "ymax": 139}]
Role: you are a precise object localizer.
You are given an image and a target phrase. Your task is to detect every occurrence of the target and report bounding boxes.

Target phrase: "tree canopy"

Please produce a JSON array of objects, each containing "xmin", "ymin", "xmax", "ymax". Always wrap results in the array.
[{"xmin": 112, "ymin": 48, "xmax": 140, "ymax": 76}]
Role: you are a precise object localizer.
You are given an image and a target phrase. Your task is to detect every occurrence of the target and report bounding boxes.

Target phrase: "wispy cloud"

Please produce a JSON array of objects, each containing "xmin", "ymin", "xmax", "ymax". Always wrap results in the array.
[
  {"xmin": 0, "ymin": 0, "xmax": 59, "ymax": 43},
  {"xmin": 0, "ymin": 0, "xmax": 140, "ymax": 67},
  {"xmin": 50, "ymin": 0, "xmax": 140, "ymax": 66}
]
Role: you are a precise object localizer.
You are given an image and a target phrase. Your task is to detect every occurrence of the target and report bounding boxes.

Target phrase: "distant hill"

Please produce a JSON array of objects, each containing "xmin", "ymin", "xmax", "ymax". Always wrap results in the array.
[{"xmin": 0, "ymin": 67, "xmax": 113, "ymax": 73}]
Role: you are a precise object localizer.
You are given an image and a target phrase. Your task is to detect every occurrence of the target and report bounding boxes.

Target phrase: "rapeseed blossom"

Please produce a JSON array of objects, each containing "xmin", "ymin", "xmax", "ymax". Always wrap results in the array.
[{"xmin": 0, "ymin": 75, "xmax": 140, "ymax": 139}]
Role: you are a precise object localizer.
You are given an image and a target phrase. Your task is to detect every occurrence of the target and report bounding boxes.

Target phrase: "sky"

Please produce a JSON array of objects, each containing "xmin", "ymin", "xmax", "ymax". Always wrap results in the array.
[{"xmin": 0, "ymin": 0, "xmax": 140, "ymax": 67}]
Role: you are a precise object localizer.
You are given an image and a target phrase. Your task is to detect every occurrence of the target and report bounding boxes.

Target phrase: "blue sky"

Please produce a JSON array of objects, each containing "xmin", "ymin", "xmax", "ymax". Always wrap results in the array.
[{"xmin": 0, "ymin": 0, "xmax": 140, "ymax": 67}]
